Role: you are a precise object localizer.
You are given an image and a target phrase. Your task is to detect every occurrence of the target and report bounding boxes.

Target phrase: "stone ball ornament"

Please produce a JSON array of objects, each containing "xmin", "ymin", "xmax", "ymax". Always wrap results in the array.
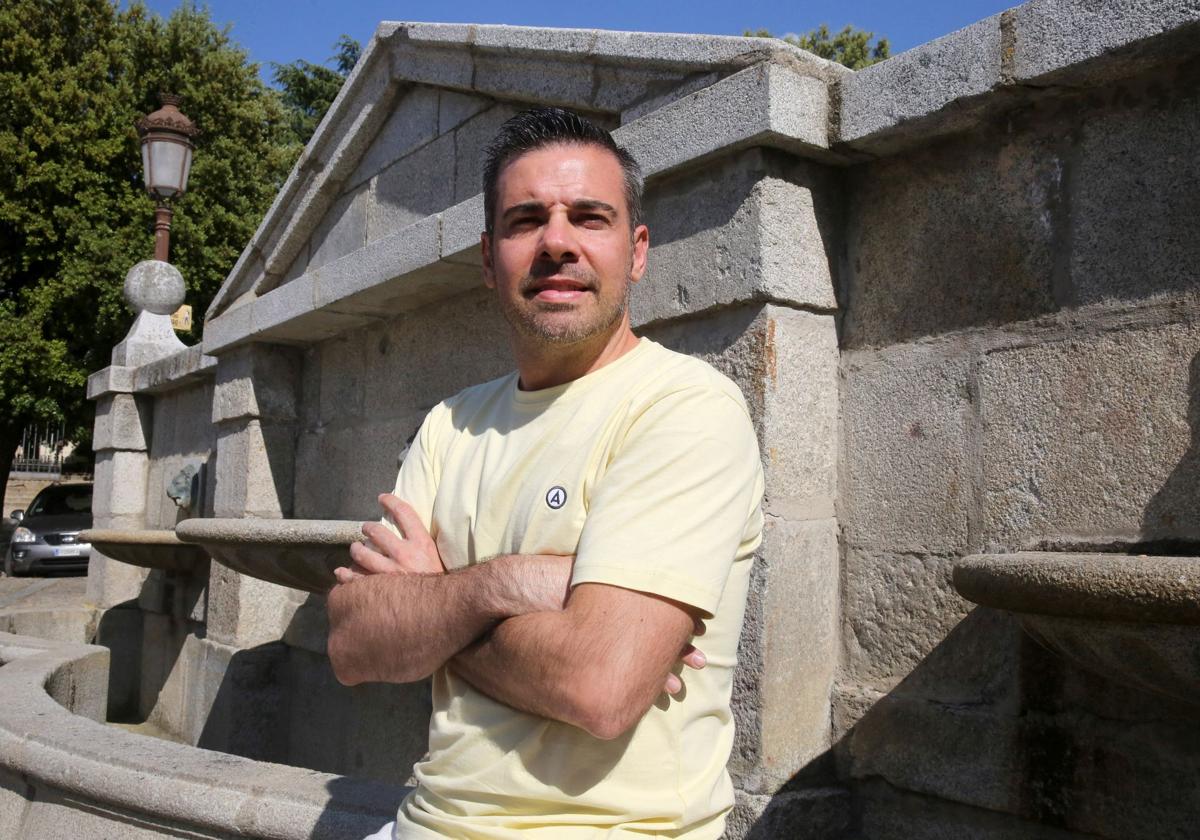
[{"xmin": 124, "ymin": 259, "xmax": 186, "ymax": 315}]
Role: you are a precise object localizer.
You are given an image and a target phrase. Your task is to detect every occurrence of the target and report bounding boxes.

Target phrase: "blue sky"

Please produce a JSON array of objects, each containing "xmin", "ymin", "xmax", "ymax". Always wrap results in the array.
[{"xmin": 138, "ymin": 0, "xmax": 1016, "ymax": 82}]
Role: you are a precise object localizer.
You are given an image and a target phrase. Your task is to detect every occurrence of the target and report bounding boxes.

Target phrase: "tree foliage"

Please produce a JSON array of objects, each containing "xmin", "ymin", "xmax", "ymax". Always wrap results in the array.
[
  {"xmin": 746, "ymin": 24, "xmax": 890, "ymax": 70},
  {"xmin": 0, "ymin": 0, "xmax": 298, "ymax": 487},
  {"xmin": 272, "ymin": 34, "xmax": 360, "ymax": 147}
]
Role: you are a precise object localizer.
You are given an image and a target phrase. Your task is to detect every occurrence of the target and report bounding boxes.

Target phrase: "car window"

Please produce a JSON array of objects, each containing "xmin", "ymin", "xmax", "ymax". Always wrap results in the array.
[{"xmin": 27, "ymin": 487, "xmax": 92, "ymax": 516}]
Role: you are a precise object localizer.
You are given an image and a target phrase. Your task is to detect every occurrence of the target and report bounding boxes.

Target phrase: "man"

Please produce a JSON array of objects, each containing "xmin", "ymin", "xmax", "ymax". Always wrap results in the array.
[{"xmin": 327, "ymin": 107, "xmax": 764, "ymax": 839}]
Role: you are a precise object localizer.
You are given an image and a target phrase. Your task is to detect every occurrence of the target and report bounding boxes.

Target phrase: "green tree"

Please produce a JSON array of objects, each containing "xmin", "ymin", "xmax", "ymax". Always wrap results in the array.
[
  {"xmin": 746, "ymin": 24, "xmax": 890, "ymax": 70},
  {"xmin": 272, "ymin": 34, "xmax": 360, "ymax": 147},
  {"xmin": 0, "ymin": 0, "xmax": 297, "ymax": 498}
]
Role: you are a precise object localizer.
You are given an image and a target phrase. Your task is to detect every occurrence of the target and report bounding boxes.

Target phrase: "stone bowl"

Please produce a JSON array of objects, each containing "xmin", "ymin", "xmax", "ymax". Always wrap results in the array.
[
  {"xmin": 954, "ymin": 552, "xmax": 1200, "ymax": 706},
  {"xmin": 81, "ymin": 529, "xmax": 207, "ymax": 573},
  {"xmin": 174, "ymin": 519, "xmax": 365, "ymax": 593}
]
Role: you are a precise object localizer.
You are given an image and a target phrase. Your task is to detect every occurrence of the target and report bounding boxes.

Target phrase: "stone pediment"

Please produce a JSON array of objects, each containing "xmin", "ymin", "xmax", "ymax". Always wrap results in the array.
[{"xmin": 201, "ymin": 23, "xmax": 847, "ymax": 350}]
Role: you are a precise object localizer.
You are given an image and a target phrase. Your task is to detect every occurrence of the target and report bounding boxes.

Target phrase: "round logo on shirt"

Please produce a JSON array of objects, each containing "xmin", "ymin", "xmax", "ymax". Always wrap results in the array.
[{"xmin": 545, "ymin": 486, "xmax": 567, "ymax": 510}]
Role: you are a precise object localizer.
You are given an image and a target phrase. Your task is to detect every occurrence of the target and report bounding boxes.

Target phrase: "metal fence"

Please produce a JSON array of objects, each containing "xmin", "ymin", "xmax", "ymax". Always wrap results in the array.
[{"xmin": 12, "ymin": 422, "xmax": 67, "ymax": 475}]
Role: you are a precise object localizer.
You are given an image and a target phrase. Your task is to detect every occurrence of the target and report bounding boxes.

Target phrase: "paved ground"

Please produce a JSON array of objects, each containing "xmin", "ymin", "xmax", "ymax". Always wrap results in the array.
[{"xmin": 0, "ymin": 575, "xmax": 88, "ymax": 612}]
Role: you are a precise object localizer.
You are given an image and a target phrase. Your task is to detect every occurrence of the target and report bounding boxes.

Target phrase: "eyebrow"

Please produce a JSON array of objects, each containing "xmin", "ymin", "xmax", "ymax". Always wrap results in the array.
[{"xmin": 501, "ymin": 198, "xmax": 619, "ymax": 221}]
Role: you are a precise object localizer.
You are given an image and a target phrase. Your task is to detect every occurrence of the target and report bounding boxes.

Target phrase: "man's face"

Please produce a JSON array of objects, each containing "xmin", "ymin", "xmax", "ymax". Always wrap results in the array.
[{"xmin": 482, "ymin": 143, "xmax": 648, "ymax": 348}]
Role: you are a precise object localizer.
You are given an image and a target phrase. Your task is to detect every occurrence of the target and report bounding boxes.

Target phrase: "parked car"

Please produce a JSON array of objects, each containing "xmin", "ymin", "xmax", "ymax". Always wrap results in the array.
[{"xmin": 4, "ymin": 483, "xmax": 93, "ymax": 576}]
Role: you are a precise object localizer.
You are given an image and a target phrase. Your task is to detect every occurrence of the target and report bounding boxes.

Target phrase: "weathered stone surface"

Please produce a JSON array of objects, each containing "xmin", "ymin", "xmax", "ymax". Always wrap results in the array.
[
  {"xmin": 111, "ymin": 310, "xmax": 187, "ymax": 367},
  {"xmin": 441, "ymin": 194, "xmax": 485, "ymax": 264},
  {"xmin": 86, "ymin": 365, "xmax": 134, "ymax": 399},
  {"xmin": 212, "ymin": 419, "xmax": 296, "ymax": 520},
  {"xmin": 472, "ymin": 52, "xmax": 594, "ymax": 114},
  {"xmin": 390, "ymin": 34, "xmax": 476, "ymax": 90},
  {"xmin": 358, "ymin": 288, "xmax": 511, "ymax": 420},
  {"xmin": 281, "ymin": 239, "xmax": 308, "ymax": 285},
  {"xmin": 294, "ymin": 419, "xmax": 418, "ymax": 521},
  {"xmin": 1069, "ymin": 69, "xmax": 1200, "ymax": 305},
  {"xmin": 349, "ymin": 86, "xmax": 440, "ymax": 189},
  {"xmin": 842, "ymin": 342, "xmax": 973, "ymax": 553},
  {"xmin": 847, "ymin": 695, "xmax": 1022, "ymax": 815},
  {"xmin": 85, "ymin": 547, "xmax": 151, "ymax": 609},
  {"xmin": 856, "ymin": 779, "xmax": 1087, "ymax": 840},
  {"xmin": 303, "ymin": 47, "xmax": 398, "ymax": 180},
  {"xmin": 177, "ymin": 517, "xmax": 363, "ymax": 595},
  {"xmin": 204, "ymin": 561, "xmax": 302, "ymax": 649},
  {"xmin": 957, "ymin": 552, "xmax": 1200, "ymax": 624},
  {"xmin": 283, "ymin": 646, "xmax": 431, "ymax": 785},
  {"xmin": 131, "ymin": 344, "xmax": 215, "ymax": 394},
  {"xmin": 847, "ymin": 689, "xmax": 1200, "ymax": 840},
  {"xmin": 211, "ymin": 345, "xmax": 301, "ymax": 424},
  {"xmin": 438, "ymin": 89, "xmax": 490, "ymax": 134},
  {"xmin": 1012, "ymin": 0, "xmax": 1200, "ymax": 83},
  {"xmin": 317, "ymin": 216, "xmax": 471, "ymax": 316},
  {"xmin": 727, "ymin": 787, "xmax": 849, "ymax": 840},
  {"xmin": 315, "ymin": 329, "xmax": 367, "ymax": 426},
  {"xmin": 93, "ymin": 393, "xmax": 150, "ymax": 452},
  {"xmin": 309, "ymin": 184, "xmax": 368, "ymax": 270},
  {"xmin": 0, "ymin": 607, "xmax": 96, "ymax": 645},
  {"xmin": 731, "ymin": 517, "xmax": 839, "ymax": 793},
  {"xmin": 618, "ymin": 63, "xmax": 831, "ymax": 182},
  {"xmin": 759, "ymin": 307, "xmax": 838, "ymax": 517},
  {"xmin": 123, "ymin": 259, "xmax": 186, "ymax": 316},
  {"xmin": 92, "ymin": 450, "xmax": 148, "ymax": 520},
  {"xmin": 620, "ymin": 69, "xmax": 719, "ymax": 123},
  {"xmin": 841, "ymin": 550, "xmax": 974, "ymax": 691},
  {"xmin": 838, "ymin": 16, "xmax": 1002, "ymax": 148},
  {"xmin": 199, "ymin": 297, "xmax": 253, "ymax": 355},
  {"xmin": 451, "ymin": 103, "xmax": 526, "ymax": 204},
  {"xmin": 368, "ymin": 132, "xmax": 455, "ymax": 239},
  {"xmin": 146, "ymin": 384, "xmax": 216, "ymax": 528},
  {"xmin": 980, "ymin": 321, "xmax": 1200, "ymax": 549},
  {"xmin": 842, "ymin": 129, "xmax": 1059, "ymax": 348},
  {"xmin": 637, "ymin": 151, "xmax": 839, "ymax": 325}
]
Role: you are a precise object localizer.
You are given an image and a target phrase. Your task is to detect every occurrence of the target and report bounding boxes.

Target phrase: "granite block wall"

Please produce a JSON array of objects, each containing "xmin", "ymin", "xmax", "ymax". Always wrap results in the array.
[{"xmin": 835, "ymin": 50, "xmax": 1200, "ymax": 840}]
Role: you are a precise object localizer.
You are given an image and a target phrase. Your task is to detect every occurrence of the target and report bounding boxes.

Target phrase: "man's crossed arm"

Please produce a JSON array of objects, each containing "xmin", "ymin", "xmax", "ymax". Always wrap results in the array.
[{"xmin": 326, "ymin": 494, "xmax": 704, "ymax": 740}]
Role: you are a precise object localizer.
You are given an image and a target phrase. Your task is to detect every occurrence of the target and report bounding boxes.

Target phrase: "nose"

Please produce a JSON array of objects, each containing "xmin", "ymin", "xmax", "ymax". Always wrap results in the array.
[{"xmin": 538, "ymin": 209, "xmax": 579, "ymax": 263}]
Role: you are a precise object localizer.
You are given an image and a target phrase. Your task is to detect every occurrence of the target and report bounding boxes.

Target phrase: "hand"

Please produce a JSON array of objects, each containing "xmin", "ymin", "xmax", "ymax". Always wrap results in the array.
[
  {"xmin": 665, "ymin": 615, "xmax": 707, "ymax": 695},
  {"xmin": 334, "ymin": 494, "xmax": 443, "ymax": 584}
]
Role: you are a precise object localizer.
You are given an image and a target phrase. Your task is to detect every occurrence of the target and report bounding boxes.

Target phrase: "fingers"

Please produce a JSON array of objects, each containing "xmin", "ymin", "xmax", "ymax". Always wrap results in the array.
[
  {"xmin": 348, "ymin": 540, "xmax": 403, "ymax": 574},
  {"xmin": 680, "ymin": 644, "xmax": 706, "ymax": 670},
  {"xmin": 664, "ymin": 672, "xmax": 683, "ymax": 695},
  {"xmin": 333, "ymin": 565, "xmax": 366, "ymax": 585},
  {"xmin": 692, "ymin": 616, "xmax": 707, "ymax": 636},
  {"xmin": 379, "ymin": 494, "xmax": 437, "ymax": 555},
  {"xmin": 362, "ymin": 520, "xmax": 407, "ymax": 560}
]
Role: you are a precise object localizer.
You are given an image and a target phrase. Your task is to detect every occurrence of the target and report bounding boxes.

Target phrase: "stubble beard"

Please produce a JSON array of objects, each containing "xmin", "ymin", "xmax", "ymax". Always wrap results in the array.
[{"xmin": 499, "ymin": 266, "xmax": 632, "ymax": 347}]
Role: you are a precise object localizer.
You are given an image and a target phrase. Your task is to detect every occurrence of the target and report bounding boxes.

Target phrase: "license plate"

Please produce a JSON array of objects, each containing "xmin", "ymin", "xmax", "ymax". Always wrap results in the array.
[{"xmin": 53, "ymin": 548, "xmax": 82, "ymax": 557}]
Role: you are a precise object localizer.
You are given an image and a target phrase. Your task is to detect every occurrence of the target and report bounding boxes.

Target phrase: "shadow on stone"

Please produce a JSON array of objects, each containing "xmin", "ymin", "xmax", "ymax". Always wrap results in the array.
[
  {"xmin": 1142, "ymin": 350, "xmax": 1200, "ymax": 548},
  {"xmin": 802, "ymin": 606, "xmax": 1200, "ymax": 840}
]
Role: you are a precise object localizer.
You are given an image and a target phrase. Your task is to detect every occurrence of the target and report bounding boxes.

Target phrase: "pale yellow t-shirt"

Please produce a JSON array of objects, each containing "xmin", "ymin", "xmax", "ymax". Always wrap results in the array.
[{"xmin": 388, "ymin": 337, "xmax": 764, "ymax": 839}]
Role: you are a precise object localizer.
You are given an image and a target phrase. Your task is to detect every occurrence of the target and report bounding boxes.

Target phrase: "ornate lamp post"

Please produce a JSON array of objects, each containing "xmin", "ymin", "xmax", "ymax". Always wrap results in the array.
[{"xmin": 136, "ymin": 94, "xmax": 198, "ymax": 262}]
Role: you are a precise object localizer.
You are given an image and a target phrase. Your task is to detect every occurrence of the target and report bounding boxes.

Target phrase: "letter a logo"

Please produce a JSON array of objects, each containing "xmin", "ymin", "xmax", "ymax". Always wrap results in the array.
[{"xmin": 545, "ymin": 486, "xmax": 567, "ymax": 510}]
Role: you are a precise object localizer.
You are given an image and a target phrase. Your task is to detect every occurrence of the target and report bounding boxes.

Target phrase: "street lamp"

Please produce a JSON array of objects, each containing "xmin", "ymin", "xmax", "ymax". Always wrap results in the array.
[{"xmin": 136, "ymin": 94, "xmax": 198, "ymax": 262}]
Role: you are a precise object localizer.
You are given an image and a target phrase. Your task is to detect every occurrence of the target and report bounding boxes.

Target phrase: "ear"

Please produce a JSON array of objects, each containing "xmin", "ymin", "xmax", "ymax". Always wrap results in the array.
[
  {"xmin": 629, "ymin": 224, "xmax": 649, "ymax": 284},
  {"xmin": 481, "ymin": 232, "xmax": 495, "ymax": 289}
]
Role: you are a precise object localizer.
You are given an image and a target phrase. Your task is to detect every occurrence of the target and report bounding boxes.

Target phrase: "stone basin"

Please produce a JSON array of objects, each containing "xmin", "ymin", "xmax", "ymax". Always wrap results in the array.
[
  {"xmin": 174, "ymin": 519, "xmax": 364, "ymax": 593},
  {"xmin": 954, "ymin": 552, "xmax": 1200, "ymax": 707},
  {"xmin": 81, "ymin": 529, "xmax": 207, "ymax": 573}
]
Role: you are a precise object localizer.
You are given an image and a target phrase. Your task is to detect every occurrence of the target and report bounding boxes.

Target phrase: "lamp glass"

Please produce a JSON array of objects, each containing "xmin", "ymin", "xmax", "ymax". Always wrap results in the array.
[{"xmin": 144, "ymin": 137, "xmax": 192, "ymax": 198}]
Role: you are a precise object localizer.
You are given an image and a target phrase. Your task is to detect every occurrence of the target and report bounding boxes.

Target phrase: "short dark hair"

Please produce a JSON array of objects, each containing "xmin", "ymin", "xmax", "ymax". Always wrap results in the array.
[{"xmin": 482, "ymin": 107, "xmax": 644, "ymax": 235}]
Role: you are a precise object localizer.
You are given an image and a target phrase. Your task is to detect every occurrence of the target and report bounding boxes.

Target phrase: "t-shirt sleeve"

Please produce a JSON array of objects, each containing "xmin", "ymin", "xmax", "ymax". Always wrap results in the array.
[
  {"xmin": 570, "ymin": 385, "xmax": 764, "ymax": 617},
  {"xmin": 382, "ymin": 404, "xmax": 445, "ymax": 538}
]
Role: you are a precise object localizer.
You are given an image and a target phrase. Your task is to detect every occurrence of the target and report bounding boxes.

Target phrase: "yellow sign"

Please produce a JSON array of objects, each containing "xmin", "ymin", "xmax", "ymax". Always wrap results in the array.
[{"xmin": 171, "ymin": 304, "xmax": 193, "ymax": 333}]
